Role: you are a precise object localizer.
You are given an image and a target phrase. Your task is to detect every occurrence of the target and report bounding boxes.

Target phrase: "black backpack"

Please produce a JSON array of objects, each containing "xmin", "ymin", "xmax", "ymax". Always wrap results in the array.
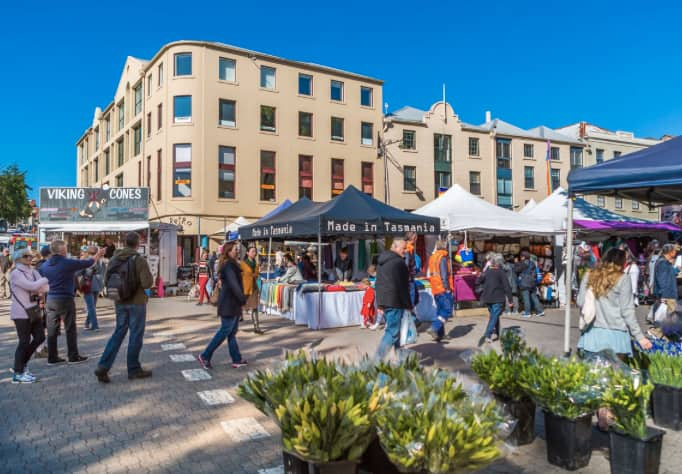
[{"xmin": 105, "ymin": 256, "xmax": 138, "ymax": 302}]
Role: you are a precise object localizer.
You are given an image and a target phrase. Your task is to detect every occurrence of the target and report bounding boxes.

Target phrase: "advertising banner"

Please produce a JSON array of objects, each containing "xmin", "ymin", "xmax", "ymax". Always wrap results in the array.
[{"xmin": 40, "ymin": 187, "xmax": 149, "ymax": 223}]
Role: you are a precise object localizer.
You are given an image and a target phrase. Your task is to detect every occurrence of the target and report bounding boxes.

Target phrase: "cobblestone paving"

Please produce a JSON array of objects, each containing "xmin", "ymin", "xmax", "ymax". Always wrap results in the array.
[{"xmin": 0, "ymin": 297, "xmax": 679, "ymax": 473}]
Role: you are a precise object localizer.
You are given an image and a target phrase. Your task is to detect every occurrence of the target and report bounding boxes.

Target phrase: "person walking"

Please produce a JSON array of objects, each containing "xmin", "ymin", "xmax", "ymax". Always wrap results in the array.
[
  {"xmin": 95, "ymin": 232, "xmax": 154, "ymax": 383},
  {"xmin": 196, "ymin": 248, "xmax": 210, "ymax": 306},
  {"xmin": 653, "ymin": 243, "xmax": 679, "ymax": 314},
  {"xmin": 240, "ymin": 245, "xmax": 263, "ymax": 334},
  {"xmin": 426, "ymin": 240, "xmax": 453, "ymax": 342},
  {"xmin": 77, "ymin": 246, "xmax": 104, "ymax": 331},
  {"xmin": 515, "ymin": 250, "xmax": 545, "ymax": 318},
  {"xmin": 477, "ymin": 254, "xmax": 513, "ymax": 346},
  {"xmin": 503, "ymin": 257, "xmax": 520, "ymax": 315},
  {"xmin": 9, "ymin": 249, "xmax": 49, "ymax": 383},
  {"xmin": 197, "ymin": 241, "xmax": 248, "ymax": 369},
  {"xmin": 1, "ymin": 247, "xmax": 11, "ymax": 299},
  {"xmin": 39, "ymin": 240, "xmax": 104, "ymax": 365},
  {"xmin": 374, "ymin": 239, "xmax": 412, "ymax": 359},
  {"xmin": 624, "ymin": 253, "xmax": 641, "ymax": 307}
]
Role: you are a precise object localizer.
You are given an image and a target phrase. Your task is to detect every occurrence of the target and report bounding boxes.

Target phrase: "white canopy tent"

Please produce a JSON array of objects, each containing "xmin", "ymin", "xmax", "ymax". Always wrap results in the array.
[
  {"xmin": 521, "ymin": 199, "xmax": 537, "ymax": 213},
  {"xmin": 414, "ymin": 184, "xmax": 556, "ymax": 236},
  {"xmin": 211, "ymin": 216, "xmax": 251, "ymax": 235}
]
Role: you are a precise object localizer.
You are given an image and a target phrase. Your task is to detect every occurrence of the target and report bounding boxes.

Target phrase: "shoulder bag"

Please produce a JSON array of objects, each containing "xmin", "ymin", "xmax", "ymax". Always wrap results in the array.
[{"xmin": 9, "ymin": 270, "xmax": 43, "ymax": 325}]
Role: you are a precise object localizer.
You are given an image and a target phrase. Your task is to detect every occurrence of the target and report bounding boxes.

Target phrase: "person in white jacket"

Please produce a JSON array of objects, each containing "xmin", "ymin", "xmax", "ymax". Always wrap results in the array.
[{"xmin": 624, "ymin": 254, "xmax": 640, "ymax": 307}]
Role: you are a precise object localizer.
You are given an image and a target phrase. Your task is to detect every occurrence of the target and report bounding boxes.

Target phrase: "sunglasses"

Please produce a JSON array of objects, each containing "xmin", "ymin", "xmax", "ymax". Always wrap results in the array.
[{"xmin": 20, "ymin": 254, "xmax": 32, "ymax": 259}]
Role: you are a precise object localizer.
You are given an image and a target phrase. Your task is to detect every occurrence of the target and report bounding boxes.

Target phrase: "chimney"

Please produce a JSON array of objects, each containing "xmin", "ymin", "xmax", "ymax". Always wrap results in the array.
[
  {"xmin": 579, "ymin": 121, "xmax": 586, "ymax": 138},
  {"xmin": 485, "ymin": 111, "xmax": 491, "ymax": 123}
]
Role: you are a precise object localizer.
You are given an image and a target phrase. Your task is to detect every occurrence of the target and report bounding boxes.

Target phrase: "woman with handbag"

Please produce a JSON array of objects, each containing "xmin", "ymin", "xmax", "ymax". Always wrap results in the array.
[
  {"xmin": 9, "ymin": 249, "xmax": 49, "ymax": 383},
  {"xmin": 240, "ymin": 246, "xmax": 262, "ymax": 333}
]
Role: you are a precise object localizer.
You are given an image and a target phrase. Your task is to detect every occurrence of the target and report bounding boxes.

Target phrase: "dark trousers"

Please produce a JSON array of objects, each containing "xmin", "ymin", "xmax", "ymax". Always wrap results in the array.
[
  {"xmin": 13, "ymin": 318, "xmax": 45, "ymax": 373},
  {"xmin": 46, "ymin": 297, "xmax": 78, "ymax": 361},
  {"xmin": 201, "ymin": 315, "xmax": 242, "ymax": 363},
  {"xmin": 98, "ymin": 304, "xmax": 147, "ymax": 374}
]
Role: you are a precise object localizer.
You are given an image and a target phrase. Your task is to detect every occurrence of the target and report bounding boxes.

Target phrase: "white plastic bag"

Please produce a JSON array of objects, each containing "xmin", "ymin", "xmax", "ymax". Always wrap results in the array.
[
  {"xmin": 647, "ymin": 301, "xmax": 669, "ymax": 324},
  {"xmin": 206, "ymin": 278, "xmax": 214, "ymax": 297},
  {"xmin": 400, "ymin": 310, "xmax": 418, "ymax": 346},
  {"xmin": 579, "ymin": 287, "xmax": 596, "ymax": 330}
]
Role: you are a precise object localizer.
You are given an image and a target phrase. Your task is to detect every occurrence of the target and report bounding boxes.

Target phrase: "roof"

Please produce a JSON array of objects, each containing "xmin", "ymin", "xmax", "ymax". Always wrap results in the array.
[
  {"xmin": 386, "ymin": 106, "xmax": 427, "ymax": 123},
  {"xmin": 527, "ymin": 126, "xmax": 583, "ymax": 145},
  {"xmin": 477, "ymin": 119, "xmax": 538, "ymax": 139}
]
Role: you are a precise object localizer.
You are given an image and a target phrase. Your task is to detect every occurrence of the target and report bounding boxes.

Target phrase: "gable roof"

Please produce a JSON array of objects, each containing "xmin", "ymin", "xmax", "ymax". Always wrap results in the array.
[
  {"xmin": 387, "ymin": 106, "xmax": 427, "ymax": 123},
  {"xmin": 528, "ymin": 126, "xmax": 583, "ymax": 145}
]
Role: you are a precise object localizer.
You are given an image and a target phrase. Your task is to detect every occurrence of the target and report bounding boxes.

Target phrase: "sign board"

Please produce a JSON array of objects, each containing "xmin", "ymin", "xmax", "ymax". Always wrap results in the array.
[{"xmin": 39, "ymin": 187, "xmax": 148, "ymax": 223}]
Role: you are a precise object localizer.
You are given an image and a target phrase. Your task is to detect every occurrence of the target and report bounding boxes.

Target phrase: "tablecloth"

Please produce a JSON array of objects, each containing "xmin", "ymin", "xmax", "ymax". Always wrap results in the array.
[{"xmin": 454, "ymin": 274, "xmax": 478, "ymax": 302}]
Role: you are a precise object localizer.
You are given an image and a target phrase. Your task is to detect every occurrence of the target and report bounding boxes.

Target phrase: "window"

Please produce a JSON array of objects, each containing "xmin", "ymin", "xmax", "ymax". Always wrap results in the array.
[
  {"xmin": 260, "ymin": 151, "xmax": 276, "ymax": 201},
  {"xmin": 632, "ymin": 200, "xmax": 640, "ymax": 210},
  {"xmin": 137, "ymin": 160, "xmax": 142, "ymax": 186},
  {"xmin": 596, "ymin": 148, "xmax": 604, "ymax": 164},
  {"xmin": 496, "ymin": 139, "xmax": 511, "ymax": 168},
  {"xmin": 157, "ymin": 103, "xmax": 162, "ymax": 130},
  {"xmin": 156, "ymin": 149, "xmax": 162, "ymax": 201},
  {"xmin": 83, "ymin": 166, "xmax": 89, "ymax": 186},
  {"xmin": 469, "ymin": 137, "xmax": 479, "ymax": 156},
  {"xmin": 134, "ymin": 83, "xmax": 142, "ymax": 115},
  {"xmin": 550, "ymin": 146, "xmax": 560, "ymax": 161},
  {"xmin": 173, "ymin": 144, "xmax": 192, "ymax": 197},
  {"xmin": 298, "ymin": 155, "xmax": 313, "ymax": 198},
  {"xmin": 218, "ymin": 146, "xmax": 236, "ymax": 199},
  {"xmin": 615, "ymin": 197, "xmax": 623, "ymax": 209},
  {"xmin": 219, "ymin": 99, "xmax": 236, "ymax": 127},
  {"xmin": 260, "ymin": 105, "xmax": 276, "ymax": 132},
  {"xmin": 331, "ymin": 117, "xmax": 344, "ymax": 141},
  {"xmin": 298, "ymin": 112, "xmax": 313, "ymax": 137},
  {"xmin": 330, "ymin": 80, "xmax": 344, "ymax": 101},
  {"xmin": 404, "ymin": 166, "xmax": 417, "ymax": 192},
  {"xmin": 331, "ymin": 158, "xmax": 344, "ymax": 196},
  {"xmin": 597, "ymin": 195, "xmax": 606, "ymax": 207},
  {"xmin": 524, "ymin": 143, "xmax": 534, "ymax": 158},
  {"xmin": 570, "ymin": 147, "xmax": 583, "ymax": 169},
  {"xmin": 219, "ymin": 57, "xmax": 236, "ymax": 82},
  {"xmin": 174, "ymin": 53, "xmax": 192, "ymax": 76},
  {"xmin": 435, "ymin": 172, "xmax": 452, "ymax": 195},
  {"xmin": 105, "ymin": 117, "xmax": 110, "ymax": 142},
  {"xmin": 158, "ymin": 62, "xmax": 163, "ymax": 86},
  {"xmin": 94, "ymin": 128, "xmax": 99, "ymax": 151},
  {"xmin": 469, "ymin": 171, "xmax": 481, "ymax": 195},
  {"xmin": 361, "ymin": 162, "xmax": 374, "ymax": 195},
  {"xmin": 299, "ymin": 74, "xmax": 313, "ymax": 96},
  {"xmin": 146, "ymin": 155, "xmax": 151, "ymax": 188},
  {"xmin": 83, "ymin": 139, "xmax": 88, "ymax": 161},
  {"xmin": 361, "ymin": 122, "xmax": 373, "ymax": 146},
  {"xmin": 146, "ymin": 113, "xmax": 152, "ymax": 137},
  {"xmin": 173, "ymin": 95, "xmax": 191, "ymax": 123},
  {"xmin": 94, "ymin": 158, "xmax": 99, "ymax": 182},
  {"xmin": 524, "ymin": 166, "xmax": 535, "ymax": 189},
  {"xmin": 115, "ymin": 173, "xmax": 123, "ymax": 187},
  {"xmin": 104, "ymin": 149, "xmax": 110, "ymax": 176},
  {"xmin": 360, "ymin": 86, "xmax": 373, "ymax": 107},
  {"xmin": 118, "ymin": 101, "xmax": 125, "ymax": 131},
  {"xmin": 402, "ymin": 130, "xmax": 416, "ymax": 150},
  {"xmin": 116, "ymin": 138, "xmax": 124, "ymax": 166},
  {"xmin": 496, "ymin": 177, "xmax": 513, "ymax": 208},
  {"xmin": 147, "ymin": 74, "xmax": 152, "ymax": 96},
  {"xmin": 550, "ymin": 168, "xmax": 561, "ymax": 191},
  {"xmin": 260, "ymin": 66, "xmax": 276, "ymax": 89},
  {"xmin": 434, "ymin": 134, "xmax": 452, "ymax": 162},
  {"xmin": 613, "ymin": 151, "xmax": 622, "ymax": 158},
  {"xmin": 133, "ymin": 126, "xmax": 142, "ymax": 156}
]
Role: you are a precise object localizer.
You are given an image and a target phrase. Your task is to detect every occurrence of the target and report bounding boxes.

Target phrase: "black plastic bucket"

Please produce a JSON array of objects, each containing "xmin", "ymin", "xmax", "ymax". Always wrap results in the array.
[
  {"xmin": 360, "ymin": 438, "xmax": 401, "ymax": 474},
  {"xmin": 609, "ymin": 427, "xmax": 665, "ymax": 474},
  {"xmin": 543, "ymin": 411, "xmax": 593, "ymax": 471},
  {"xmin": 651, "ymin": 383, "xmax": 682, "ymax": 431},
  {"xmin": 283, "ymin": 451, "xmax": 308, "ymax": 474},
  {"xmin": 307, "ymin": 460, "xmax": 358, "ymax": 474},
  {"xmin": 496, "ymin": 395, "xmax": 536, "ymax": 446}
]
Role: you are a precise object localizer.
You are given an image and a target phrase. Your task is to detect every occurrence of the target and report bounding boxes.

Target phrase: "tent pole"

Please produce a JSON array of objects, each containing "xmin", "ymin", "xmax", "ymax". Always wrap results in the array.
[
  {"xmin": 317, "ymin": 230, "xmax": 322, "ymax": 330},
  {"xmin": 563, "ymin": 196, "xmax": 574, "ymax": 357},
  {"xmin": 266, "ymin": 237, "xmax": 273, "ymax": 319}
]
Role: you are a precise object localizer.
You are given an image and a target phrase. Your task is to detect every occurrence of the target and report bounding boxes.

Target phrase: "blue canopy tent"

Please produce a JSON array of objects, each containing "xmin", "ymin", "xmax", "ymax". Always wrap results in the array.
[
  {"xmin": 561, "ymin": 135, "xmax": 682, "ymax": 355},
  {"xmin": 260, "ymin": 199, "xmax": 293, "ymax": 221}
]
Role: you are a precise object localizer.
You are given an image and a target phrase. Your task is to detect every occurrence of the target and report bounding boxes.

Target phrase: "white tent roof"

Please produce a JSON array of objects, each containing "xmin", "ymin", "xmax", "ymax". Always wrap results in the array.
[
  {"xmin": 521, "ymin": 199, "xmax": 537, "ymax": 213},
  {"xmin": 414, "ymin": 184, "xmax": 557, "ymax": 236},
  {"xmin": 212, "ymin": 216, "xmax": 251, "ymax": 235}
]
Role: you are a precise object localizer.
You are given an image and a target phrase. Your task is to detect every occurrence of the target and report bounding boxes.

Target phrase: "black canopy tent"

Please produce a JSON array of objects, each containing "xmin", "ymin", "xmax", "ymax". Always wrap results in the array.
[{"xmin": 561, "ymin": 135, "xmax": 682, "ymax": 355}]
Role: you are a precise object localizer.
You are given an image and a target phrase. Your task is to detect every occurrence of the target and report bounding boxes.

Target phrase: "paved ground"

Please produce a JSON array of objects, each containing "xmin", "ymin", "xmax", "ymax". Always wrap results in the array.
[{"xmin": 0, "ymin": 296, "xmax": 679, "ymax": 473}]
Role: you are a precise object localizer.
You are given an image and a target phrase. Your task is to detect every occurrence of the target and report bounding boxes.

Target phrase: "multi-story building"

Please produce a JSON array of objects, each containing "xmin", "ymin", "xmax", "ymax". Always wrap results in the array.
[
  {"xmin": 383, "ymin": 102, "xmax": 583, "ymax": 211},
  {"xmin": 555, "ymin": 122, "xmax": 661, "ymax": 218},
  {"xmin": 76, "ymin": 41, "xmax": 383, "ymax": 261}
]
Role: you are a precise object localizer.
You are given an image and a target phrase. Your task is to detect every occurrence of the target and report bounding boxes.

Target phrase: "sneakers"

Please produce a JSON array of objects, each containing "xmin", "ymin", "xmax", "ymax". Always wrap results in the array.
[
  {"xmin": 68, "ymin": 355, "xmax": 88, "ymax": 364},
  {"xmin": 536, "ymin": 312, "xmax": 545, "ymax": 317},
  {"xmin": 368, "ymin": 322, "xmax": 380, "ymax": 331},
  {"xmin": 197, "ymin": 354, "xmax": 212, "ymax": 370},
  {"xmin": 12, "ymin": 372, "xmax": 36, "ymax": 384},
  {"xmin": 232, "ymin": 360, "xmax": 248, "ymax": 369},
  {"xmin": 359, "ymin": 321, "xmax": 366, "ymax": 329},
  {"xmin": 426, "ymin": 327, "xmax": 440, "ymax": 341},
  {"xmin": 491, "ymin": 333, "xmax": 500, "ymax": 341},
  {"xmin": 94, "ymin": 367, "xmax": 110, "ymax": 383},
  {"xmin": 47, "ymin": 357, "xmax": 67, "ymax": 366},
  {"xmin": 521, "ymin": 313, "xmax": 531, "ymax": 319},
  {"xmin": 128, "ymin": 369, "xmax": 153, "ymax": 380}
]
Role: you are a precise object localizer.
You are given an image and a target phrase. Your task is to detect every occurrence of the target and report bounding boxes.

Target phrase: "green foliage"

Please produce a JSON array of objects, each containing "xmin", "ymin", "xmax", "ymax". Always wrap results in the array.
[
  {"xmin": 0, "ymin": 164, "xmax": 32, "ymax": 225},
  {"xmin": 647, "ymin": 353, "xmax": 682, "ymax": 388},
  {"xmin": 603, "ymin": 369, "xmax": 654, "ymax": 439}
]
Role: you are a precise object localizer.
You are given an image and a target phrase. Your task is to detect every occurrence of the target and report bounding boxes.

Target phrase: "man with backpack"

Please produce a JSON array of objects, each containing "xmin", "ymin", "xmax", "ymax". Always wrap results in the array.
[
  {"xmin": 514, "ymin": 250, "xmax": 545, "ymax": 318},
  {"xmin": 95, "ymin": 232, "xmax": 153, "ymax": 383}
]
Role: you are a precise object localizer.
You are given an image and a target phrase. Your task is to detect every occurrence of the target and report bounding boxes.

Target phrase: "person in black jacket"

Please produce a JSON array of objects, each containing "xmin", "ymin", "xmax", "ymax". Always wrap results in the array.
[
  {"xmin": 197, "ymin": 241, "xmax": 248, "ymax": 369},
  {"xmin": 335, "ymin": 247, "xmax": 353, "ymax": 281},
  {"xmin": 477, "ymin": 254, "xmax": 512, "ymax": 346},
  {"xmin": 374, "ymin": 239, "xmax": 412, "ymax": 359}
]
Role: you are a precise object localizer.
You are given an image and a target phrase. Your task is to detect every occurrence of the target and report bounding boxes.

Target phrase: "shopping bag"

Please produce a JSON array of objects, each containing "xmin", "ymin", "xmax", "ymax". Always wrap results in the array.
[
  {"xmin": 209, "ymin": 280, "xmax": 221, "ymax": 306},
  {"xmin": 206, "ymin": 279, "xmax": 214, "ymax": 297},
  {"xmin": 400, "ymin": 310, "xmax": 418, "ymax": 346},
  {"xmin": 647, "ymin": 300, "xmax": 668, "ymax": 324}
]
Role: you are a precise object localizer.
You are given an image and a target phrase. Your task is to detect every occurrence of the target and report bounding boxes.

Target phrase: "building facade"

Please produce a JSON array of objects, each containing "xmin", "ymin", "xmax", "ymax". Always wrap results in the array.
[
  {"xmin": 383, "ymin": 102, "xmax": 583, "ymax": 211},
  {"xmin": 555, "ymin": 122, "xmax": 661, "ymax": 218},
  {"xmin": 76, "ymin": 41, "xmax": 383, "ymax": 259}
]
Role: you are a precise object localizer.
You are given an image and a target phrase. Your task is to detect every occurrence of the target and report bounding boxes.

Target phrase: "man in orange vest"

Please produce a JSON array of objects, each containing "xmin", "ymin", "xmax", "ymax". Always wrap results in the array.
[{"xmin": 427, "ymin": 239, "xmax": 453, "ymax": 341}]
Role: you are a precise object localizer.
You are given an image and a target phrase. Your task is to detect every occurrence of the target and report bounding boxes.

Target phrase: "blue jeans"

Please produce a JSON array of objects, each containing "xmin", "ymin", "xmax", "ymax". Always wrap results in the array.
[
  {"xmin": 83, "ymin": 292, "xmax": 99, "ymax": 329},
  {"xmin": 484, "ymin": 303, "xmax": 504, "ymax": 339},
  {"xmin": 521, "ymin": 289, "xmax": 544, "ymax": 315},
  {"xmin": 375, "ymin": 308, "xmax": 403, "ymax": 360},
  {"xmin": 98, "ymin": 304, "xmax": 146, "ymax": 374},
  {"xmin": 431, "ymin": 292, "xmax": 454, "ymax": 337},
  {"xmin": 201, "ymin": 316, "xmax": 242, "ymax": 363}
]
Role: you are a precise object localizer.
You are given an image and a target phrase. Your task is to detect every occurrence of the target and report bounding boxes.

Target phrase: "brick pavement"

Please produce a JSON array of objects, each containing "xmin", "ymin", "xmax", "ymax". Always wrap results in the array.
[{"xmin": 0, "ymin": 296, "xmax": 679, "ymax": 473}]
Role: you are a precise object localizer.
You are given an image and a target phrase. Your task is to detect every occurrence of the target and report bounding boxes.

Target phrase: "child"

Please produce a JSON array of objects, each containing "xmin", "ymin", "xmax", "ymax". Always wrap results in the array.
[{"xmin": 360, "ymin": 278, "xmax": 376, "ymax": 329}]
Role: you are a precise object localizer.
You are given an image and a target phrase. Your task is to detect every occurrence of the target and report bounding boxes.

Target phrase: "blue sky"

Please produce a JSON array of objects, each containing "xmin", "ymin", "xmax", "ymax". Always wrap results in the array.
[{"xmin": 3, "ymin": 1, "xmax": 682, "ymax": 198}]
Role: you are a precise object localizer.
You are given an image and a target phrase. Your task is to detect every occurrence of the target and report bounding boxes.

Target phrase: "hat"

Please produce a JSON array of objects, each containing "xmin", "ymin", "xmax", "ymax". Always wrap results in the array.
[{"xmin": 13, "ymin": 249, "xmax": 31, "ymax": 262}]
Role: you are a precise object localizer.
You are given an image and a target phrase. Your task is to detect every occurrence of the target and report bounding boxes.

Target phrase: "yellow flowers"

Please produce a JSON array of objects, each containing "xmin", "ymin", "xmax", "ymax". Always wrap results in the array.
[{"xmin": 603, "ymin": 368, "xmax": 654, "ymax": 439}]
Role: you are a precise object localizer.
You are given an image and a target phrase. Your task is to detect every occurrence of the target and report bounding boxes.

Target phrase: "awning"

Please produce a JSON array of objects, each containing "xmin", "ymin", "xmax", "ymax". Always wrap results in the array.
[
  {"xmin": 574, "ymin": 220, "xmax": 681, "ymax": 232},
  {"xmin": 40, "ymin": 222, "xmax": 149, "ymax": 232}
]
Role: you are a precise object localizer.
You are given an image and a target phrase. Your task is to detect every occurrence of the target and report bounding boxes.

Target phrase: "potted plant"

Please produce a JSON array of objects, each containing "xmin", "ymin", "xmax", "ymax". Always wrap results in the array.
[
  {"xmin": 471, "ymin": 330, "xmax": 538, "ymax": 446},
  {"xmin": 603, "ymin": 368, "xmax": 664, "ymax": 474},
  {"xmin": 647, "ymin": 351, "xmax": 682, "ymax": 431},
  {"xmin": 519, "ymin": 356, "xmax": 605, "ymax": 471}
]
